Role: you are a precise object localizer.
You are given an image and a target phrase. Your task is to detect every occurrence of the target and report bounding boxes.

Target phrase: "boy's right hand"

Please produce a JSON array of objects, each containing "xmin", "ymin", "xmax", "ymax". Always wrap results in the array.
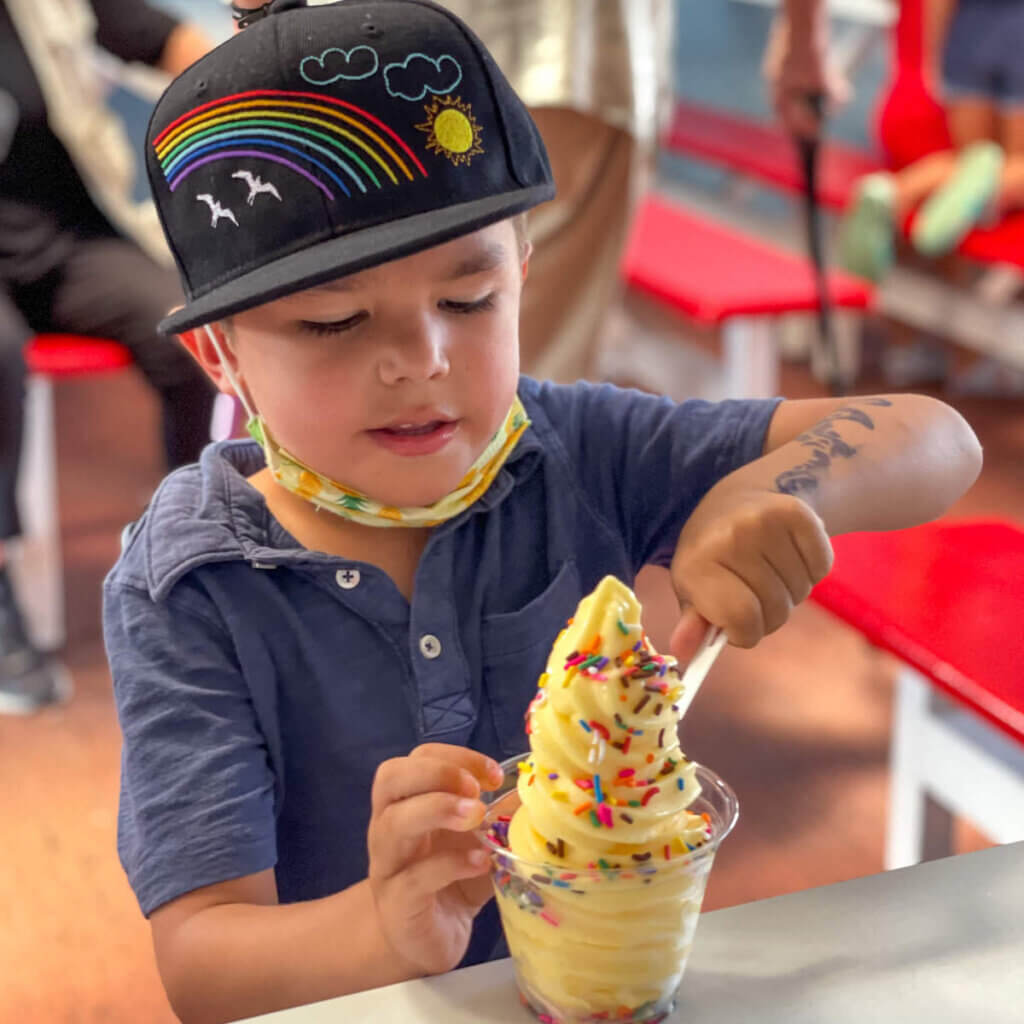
[{"xmin": 367, "ymin": 744, "xmax": 504, "ymax": 976}]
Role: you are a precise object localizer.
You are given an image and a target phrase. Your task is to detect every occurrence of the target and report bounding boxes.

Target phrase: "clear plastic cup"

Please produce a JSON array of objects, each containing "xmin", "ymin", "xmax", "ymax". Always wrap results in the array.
[{"xmin": 479, "ymin": 753, "xmax": 738, "ymax": 1024}]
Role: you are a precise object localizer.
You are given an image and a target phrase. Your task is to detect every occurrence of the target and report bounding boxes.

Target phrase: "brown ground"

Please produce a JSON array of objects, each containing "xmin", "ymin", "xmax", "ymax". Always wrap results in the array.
[{"xmin": 2, "ymin": 353, "xmax": 1019, "ymax": 1023}]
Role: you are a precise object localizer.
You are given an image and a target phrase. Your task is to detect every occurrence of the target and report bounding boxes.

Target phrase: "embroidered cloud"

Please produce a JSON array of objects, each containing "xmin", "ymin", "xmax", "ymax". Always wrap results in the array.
[
  {"xmin": 299, "ymin": 45, "xmax": 379, "ymax": 87},
  {"xmin": 383, "ymin": 52, "xmax": 462, "ymax": 102}
]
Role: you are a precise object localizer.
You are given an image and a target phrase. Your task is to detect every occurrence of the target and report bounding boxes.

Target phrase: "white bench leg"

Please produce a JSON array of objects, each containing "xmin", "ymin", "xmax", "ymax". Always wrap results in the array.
[
  {"xmin": 721, "ymin": 317, "xmax": 778, "ymax": 398},
  {"xmin": 886, "ymin": 666, "xmax": 930, "ymax": 870},
  {"xmin": 12, "ymin": 373, "xmax": 65, "ymax": 651}
]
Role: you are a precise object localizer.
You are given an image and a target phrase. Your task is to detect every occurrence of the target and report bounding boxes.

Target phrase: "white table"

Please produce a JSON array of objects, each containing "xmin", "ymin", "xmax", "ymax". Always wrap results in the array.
[{"xmin": 237, "ymin": 842, "xmax": 1024, "ymax": 1023}]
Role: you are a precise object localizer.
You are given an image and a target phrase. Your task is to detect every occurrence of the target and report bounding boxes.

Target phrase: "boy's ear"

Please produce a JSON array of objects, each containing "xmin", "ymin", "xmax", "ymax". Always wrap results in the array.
[
  {"xmin": 176, "ymin": 321, "xmax": 239, "ymax": 397},
  {"xmin": 520, "ymin": 240, "xmax": 532, "ymax": 285}
]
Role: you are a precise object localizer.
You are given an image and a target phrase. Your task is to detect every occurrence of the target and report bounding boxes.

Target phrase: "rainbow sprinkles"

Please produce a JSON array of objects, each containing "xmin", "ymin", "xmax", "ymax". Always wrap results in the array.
[{"xmin": 152, "ymin": 89, "xmax": 428, "ymax": 201}]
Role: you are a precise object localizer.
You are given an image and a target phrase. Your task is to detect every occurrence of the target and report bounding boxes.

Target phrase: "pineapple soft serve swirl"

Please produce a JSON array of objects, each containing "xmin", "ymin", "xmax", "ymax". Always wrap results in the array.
[{"xmin": 494, "ymin": 576, "xmax": 717, "ymax": 1019}]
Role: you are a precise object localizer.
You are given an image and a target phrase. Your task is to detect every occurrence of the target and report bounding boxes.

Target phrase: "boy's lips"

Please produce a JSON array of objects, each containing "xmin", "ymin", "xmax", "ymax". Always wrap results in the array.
[{"xmin": 368, "ymin": 415, "xmax": 460, "ymax": 456}]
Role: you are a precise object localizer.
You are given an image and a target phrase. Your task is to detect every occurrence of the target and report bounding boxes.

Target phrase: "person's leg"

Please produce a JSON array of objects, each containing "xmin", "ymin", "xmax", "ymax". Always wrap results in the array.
[
  {"xmin": 45, "ymin": 237, "xmax": 216, "ymax": 468},
  {"xmin": 0, "ymin": 287, "xmax": 30, "ymax": 550},
  {"xmin": 996, "ymin": 110, "xmax": 1024, "ymax": 210},
  {"xmin": 840, "ymin": 8, "xmax": 1004, "ymax": 283},
  {"xmin": 0, "ymin": 288, "xmax": 70, "ymax": 713},
  {"xmin": 517, "ymin": 107, "xmax": 641, "ymax": 383},
  {"xmin": 910, "ymin": 98, "xmax": 1003, "ymax": 256}
]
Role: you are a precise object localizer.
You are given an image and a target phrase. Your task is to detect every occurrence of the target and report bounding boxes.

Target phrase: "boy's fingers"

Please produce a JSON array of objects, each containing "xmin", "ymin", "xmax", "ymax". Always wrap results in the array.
[
  {"xmin": 679, "ymin": 563, "xmax": 768, "ymax": 649},
  {"xmin": 396, "ymin": 846, "xmax": 491, "ymax": 904},
  {"xmin": 371, "ymin": 757, "xmax": 480, "ymax": 815},
  {"xmin": 669, "ymin": 606, "xmax": 708, "ymax": 667},
  {"xmin": 724, "ymin": 555, "xmax": 792, "ymax": 639},
  {"xmin": 370, "ymin": 792, "xmax": 484, "ymax": 878},
  {"xmin": 791, "ymin": 522, "xmax": 835, "ymax": 586},
  {"xmin": 411, "ymin": 743, "xmax": 503, "ymax": 789},
  {"xmin": 456, "ymin": 869, "xmax": 497, "ymax": 912},
  {"xmin": 760, "ymin": 530, "xmax": 816, "ymax": 607}
]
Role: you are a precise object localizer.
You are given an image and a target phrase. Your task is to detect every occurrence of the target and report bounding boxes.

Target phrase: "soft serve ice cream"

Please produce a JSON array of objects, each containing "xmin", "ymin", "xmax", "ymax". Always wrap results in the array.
[{"xmin": 485, "ymin": 576, "xmax": 729, "ymax": 1024}]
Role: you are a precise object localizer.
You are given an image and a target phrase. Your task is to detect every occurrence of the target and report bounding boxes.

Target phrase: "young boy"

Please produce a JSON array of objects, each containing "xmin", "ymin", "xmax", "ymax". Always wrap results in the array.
[{"xmin": 103, "ymin": 2, "xmax": 982, "ymax": 1021}]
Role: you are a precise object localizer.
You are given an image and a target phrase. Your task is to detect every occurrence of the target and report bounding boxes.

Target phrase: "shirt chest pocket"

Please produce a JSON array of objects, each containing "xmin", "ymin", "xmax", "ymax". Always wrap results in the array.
[{"xmin": 480, "ymin": 560, "xmax": 582, "ymax": 759}]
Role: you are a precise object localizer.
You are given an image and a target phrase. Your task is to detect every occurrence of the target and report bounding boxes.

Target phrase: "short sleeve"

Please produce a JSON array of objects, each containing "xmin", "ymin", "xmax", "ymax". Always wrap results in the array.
[
  {"xmin": 531, "ymin": 380, "xmax": 782, "ymax": 570},
  {"xmin": 90, "ymin": 0, "xmax": 178, "ymax": 67},
  {"xmin": 104, "ymin": 580, "xmax": 278, "ymax": 916}
]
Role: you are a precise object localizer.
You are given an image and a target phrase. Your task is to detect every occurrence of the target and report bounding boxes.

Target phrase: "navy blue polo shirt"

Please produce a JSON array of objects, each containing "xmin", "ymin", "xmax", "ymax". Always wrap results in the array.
[{"xmin": 104, "ymin": 376, "xmax": 780, "ymax": 966}]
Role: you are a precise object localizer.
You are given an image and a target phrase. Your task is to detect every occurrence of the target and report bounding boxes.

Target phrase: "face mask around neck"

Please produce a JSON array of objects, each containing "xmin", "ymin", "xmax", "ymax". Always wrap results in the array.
[{"xmin": 201, "ymin": 323, "xmax": 530, "ymax": 528}]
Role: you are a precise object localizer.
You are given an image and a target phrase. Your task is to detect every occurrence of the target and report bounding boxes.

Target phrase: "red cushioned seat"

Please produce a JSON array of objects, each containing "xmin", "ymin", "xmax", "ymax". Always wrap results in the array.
[
  {"xmin": 665, "ymin": 99, "xmax": 884, "ymax": 211},
  {"xmin": 622, "ymin": 195, "xmax": 873, "ymax": 324},
  {"xmin": 24, "ymin": 334, "xmax": 133, "ymax": 377},
  {"xmin": 812, "ymin": 520, "xmax": 1024, "ymax": 746}
]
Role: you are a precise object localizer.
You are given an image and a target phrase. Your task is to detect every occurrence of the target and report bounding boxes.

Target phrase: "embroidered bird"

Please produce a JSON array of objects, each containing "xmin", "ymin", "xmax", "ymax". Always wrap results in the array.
[
  {"xmin": 231, "ymin": 170, "xmax": 283, "ymax": 206},
  {"xmin": 196, "ymin": 194, "xmax": 238, "ymax": 228}
]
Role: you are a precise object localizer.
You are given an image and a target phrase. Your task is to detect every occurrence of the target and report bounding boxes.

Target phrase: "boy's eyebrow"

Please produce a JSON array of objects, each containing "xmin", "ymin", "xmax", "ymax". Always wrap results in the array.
[
  {"xmin": 440, "ymin": 242, "xmax": 509, "ymax": 281},
  {"xmin": 307, "ymin": 242, "xmax": 509, "ymax": 294}
]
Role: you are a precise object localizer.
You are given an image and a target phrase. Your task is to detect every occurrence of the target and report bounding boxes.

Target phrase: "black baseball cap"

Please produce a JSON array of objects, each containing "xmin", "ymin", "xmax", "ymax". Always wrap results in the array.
[{"xmin": 148, "ymin": 0, "xmax": 554, "ymax": 335}]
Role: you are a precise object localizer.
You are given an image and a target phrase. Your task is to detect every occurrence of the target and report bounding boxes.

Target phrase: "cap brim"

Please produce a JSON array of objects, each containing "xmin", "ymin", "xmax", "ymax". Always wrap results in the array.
[{"xmin": 159, "ymin": 185, "xmax": 553, "ymax": 335}]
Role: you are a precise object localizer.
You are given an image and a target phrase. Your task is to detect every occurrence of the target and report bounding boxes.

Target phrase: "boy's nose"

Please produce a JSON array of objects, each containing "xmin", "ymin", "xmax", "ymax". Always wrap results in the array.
[{"xmin": 377, "ymin": 318, "xmax": 450, "ymax": 385}]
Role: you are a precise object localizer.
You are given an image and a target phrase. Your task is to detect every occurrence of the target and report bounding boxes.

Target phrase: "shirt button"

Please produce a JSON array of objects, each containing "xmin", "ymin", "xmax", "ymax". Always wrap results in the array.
[
  {"xmin": 419, "ymin": 634, "xmax": 442, "ymax": 659},
  {"xmin": 335, "ymin": 568, "xmax": 361, "ymax": 590}
]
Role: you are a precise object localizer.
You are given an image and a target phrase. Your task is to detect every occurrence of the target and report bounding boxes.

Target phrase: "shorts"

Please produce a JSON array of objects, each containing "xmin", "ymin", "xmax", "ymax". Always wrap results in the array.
[{"xmin": 943, "ymin": 0, "xmax": 1024, "ymax": 109}]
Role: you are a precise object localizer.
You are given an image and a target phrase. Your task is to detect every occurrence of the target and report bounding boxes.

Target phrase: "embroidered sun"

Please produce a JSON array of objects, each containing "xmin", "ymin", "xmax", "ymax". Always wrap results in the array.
[{"xmin": 415, "ymin": 95, "xmax": 483, "ymax": 166}]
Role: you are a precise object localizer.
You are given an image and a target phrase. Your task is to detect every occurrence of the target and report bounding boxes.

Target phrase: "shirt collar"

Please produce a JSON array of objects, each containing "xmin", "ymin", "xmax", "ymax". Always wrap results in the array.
[{"xmin": 139, "ymin": 388, "xmax": 548, "ymax": 601}]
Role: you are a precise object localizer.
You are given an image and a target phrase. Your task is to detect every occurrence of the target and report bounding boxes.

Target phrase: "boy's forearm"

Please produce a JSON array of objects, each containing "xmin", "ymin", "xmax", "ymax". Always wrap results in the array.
[
  {"xmin": 162, "ymin": 880, "xmax": 422, "ymax": 1024},
  {"xmin": 721, "ymin": 395, "xmax": 982, "ymax": 536}
]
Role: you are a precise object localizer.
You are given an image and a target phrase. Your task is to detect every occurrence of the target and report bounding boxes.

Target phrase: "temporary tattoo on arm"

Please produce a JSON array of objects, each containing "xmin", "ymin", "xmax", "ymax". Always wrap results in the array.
[{"xmin": 774, "ymin": 398, "xmax": 893, "ymax": 496}]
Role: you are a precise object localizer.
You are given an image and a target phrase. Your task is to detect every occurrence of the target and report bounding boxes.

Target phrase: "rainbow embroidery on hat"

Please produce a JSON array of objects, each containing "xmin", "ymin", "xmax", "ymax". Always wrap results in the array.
[
  {"xmin": 416, "ymin": 96, "xmax": 483, "ymax": 166},
  {"xmin": 152, "ymin": 89, "xmax": 428, "ymax": 201}
]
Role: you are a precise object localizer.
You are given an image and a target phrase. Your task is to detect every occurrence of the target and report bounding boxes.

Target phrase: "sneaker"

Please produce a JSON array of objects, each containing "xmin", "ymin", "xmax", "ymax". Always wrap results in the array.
[
  {"xmin": 0, "ymin": 566, "xmax": 71, "ymax": 715},
  {"xmin": 911, "ymin": 141, "xmax": 1004, "ymax": 258},
  {"xmin": 838, "ymin": 173, "xmax": 898, "ymax": 283}
]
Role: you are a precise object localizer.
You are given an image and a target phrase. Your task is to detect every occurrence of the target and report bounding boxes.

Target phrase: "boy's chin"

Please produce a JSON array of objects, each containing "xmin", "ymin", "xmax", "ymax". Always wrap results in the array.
[{"xmin": 377, "ymin": 485, "xmax": 457, "ymax": 511}]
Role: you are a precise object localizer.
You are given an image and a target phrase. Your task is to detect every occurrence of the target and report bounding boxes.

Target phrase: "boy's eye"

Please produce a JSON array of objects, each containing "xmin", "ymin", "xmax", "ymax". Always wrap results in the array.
[
  {"xmin": 440, "ymin": 293, "xmax": 496, "ymax": 314},
  {"xmin": 299, "ymin": 312, "xmax": 367, "ymax": 335}
]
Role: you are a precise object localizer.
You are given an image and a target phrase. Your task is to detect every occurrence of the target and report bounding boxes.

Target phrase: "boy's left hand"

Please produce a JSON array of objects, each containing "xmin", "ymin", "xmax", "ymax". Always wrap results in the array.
[{"xmin": 668, "ymin": 482, "xmax": 834, "ymax": 665}]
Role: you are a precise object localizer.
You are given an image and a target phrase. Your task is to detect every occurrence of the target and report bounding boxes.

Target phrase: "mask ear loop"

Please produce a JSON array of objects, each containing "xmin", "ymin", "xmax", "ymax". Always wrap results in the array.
[{"xmin": 203, "ymin": 323, "xmax": 259, "ymax": 424}]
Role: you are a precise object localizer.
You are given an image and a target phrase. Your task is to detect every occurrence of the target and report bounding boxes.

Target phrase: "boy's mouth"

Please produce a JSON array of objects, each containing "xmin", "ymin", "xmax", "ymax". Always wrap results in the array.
[
  {"xmin": 380, "ymin": 421, "xmax": 448, "ymax": 436},
  {"xmin": 368, "ymin": 416, "xmax": 459, "ymax": 456}
]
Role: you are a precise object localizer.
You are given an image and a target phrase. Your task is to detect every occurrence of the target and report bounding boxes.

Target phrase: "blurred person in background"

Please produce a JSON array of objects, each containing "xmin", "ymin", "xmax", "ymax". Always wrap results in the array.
[
  {"xmin": 439, "ymin": 0, "xmax": 673, "ymax": 384},
  {"xmin": 228, "ymin": 0, "xmax": 830, "ymax": 379},
  {"xmin": 763, "ymin": 0, "xmax": 846, "ymax": 140},
  {"xmin": 839, "ymin": 0, "xmax": 1024, "ymax": 282},
  {"xmin": 0, "ymin": 0, "xmax": 215, "ymax": 714}
]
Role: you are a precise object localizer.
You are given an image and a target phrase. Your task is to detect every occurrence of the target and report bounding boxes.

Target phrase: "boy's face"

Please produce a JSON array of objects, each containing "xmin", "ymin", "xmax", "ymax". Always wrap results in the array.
[{"xmin": 206, "ymin": 220, "xmax": 527, "ymax": 508}]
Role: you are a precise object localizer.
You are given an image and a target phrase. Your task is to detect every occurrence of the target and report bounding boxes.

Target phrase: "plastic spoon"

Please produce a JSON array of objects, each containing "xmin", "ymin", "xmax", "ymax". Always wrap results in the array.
[{"xmin": 674, "ymin": 627, "xmax": 728, "ymax": 718}]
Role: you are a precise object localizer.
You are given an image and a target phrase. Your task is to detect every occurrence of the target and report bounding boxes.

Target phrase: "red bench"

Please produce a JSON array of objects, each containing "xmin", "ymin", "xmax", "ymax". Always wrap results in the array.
[
  {"xmin": 14, "ymin": 335, "xmax": 134, "ymax": 650},
  {"xmin": 665, "ymin": 99, "xmax": 883, "ymax": 212},
  {"xmin": 618, "ymin": 194, "xmax": 872, "ymax": 398},
  {"xmin": 812, "ymin": 520, "xmax": 1024, "ymax": 867}
]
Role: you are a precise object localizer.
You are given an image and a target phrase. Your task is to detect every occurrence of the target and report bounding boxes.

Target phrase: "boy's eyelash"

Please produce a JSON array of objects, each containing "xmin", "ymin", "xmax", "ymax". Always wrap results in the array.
[
  {"xmin": 299, "ymin": 293, "xmax": 496, "ymax": 335},
  {"xmin": 299, "ymin": 313, "xmax": 366, "ymax": 336},
  {"xmin": 440, "ymin": 293, "xmax": 497, "ymax": 314}
]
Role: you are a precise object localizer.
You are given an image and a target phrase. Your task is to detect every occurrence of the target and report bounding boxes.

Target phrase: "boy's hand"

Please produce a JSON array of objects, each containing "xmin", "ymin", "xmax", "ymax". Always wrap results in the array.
[
  {"xmin": 368, "ymin": 744, "xmax": 504, "ymax": 976},
  {"xmin": 668, "ymin": 483, "xmax": 834, "ymax": 665}
]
